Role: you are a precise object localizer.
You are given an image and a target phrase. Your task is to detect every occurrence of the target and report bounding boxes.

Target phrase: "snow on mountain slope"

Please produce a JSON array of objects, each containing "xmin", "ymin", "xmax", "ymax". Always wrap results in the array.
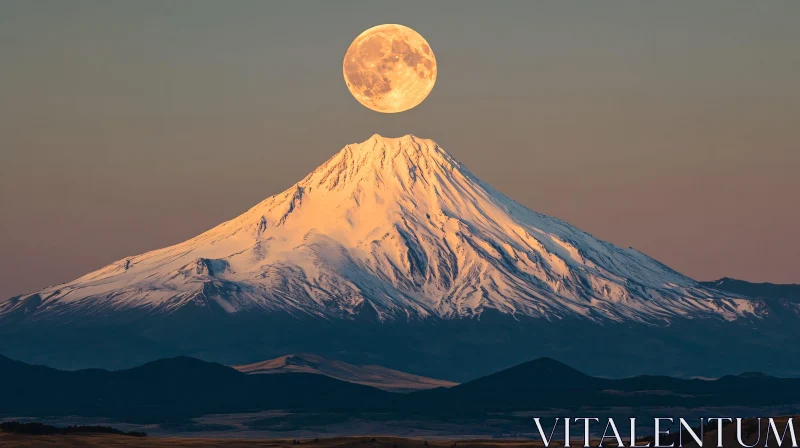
[
  {"xmin": 234, "ymin": 353, "xmax": 458, "ymax": 393},
  {"xmin": 0, "ymin": 135, "xmax": 760, "ymax": 323}
]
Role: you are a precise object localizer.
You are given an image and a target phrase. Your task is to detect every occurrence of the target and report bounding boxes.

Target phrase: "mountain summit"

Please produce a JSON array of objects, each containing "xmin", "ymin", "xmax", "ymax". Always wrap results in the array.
[{"xmin": 1, "ymin": 135, "xmax": 758, "ymax": 323}]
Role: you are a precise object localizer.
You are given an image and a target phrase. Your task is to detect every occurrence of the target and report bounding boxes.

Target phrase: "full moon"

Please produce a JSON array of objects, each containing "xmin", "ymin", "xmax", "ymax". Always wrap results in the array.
[{"xmin": 343, "ymin": 24, "xmax": 437, "ymax": 113}]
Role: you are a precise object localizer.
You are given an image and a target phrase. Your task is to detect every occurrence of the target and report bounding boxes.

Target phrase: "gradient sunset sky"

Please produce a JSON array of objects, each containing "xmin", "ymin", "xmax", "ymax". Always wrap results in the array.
[{"xmin": 1, "ymin": 1, "xmax": 798, "ymax": 298}]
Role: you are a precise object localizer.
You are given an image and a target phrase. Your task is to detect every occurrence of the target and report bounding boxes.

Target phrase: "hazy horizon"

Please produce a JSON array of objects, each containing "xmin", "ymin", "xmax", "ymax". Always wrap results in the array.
[{"xmin": 1, "ymin": 0, "xmax": 799, "ymax": 298}]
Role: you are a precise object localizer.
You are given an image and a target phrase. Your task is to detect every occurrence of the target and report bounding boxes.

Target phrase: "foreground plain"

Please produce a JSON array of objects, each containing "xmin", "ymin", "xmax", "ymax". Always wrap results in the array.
[
  {"xmin": 3, "ymin": 417, "xmax": 797, "ymax": 447},
  {"xmin": 0, "ymin": 435, "xmax": 551, "ymax": 448}
]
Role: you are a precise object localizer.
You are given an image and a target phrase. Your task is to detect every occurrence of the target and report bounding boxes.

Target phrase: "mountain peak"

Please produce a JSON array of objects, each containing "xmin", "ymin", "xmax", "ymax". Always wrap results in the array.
[
  {"xmin": 267, "ymin": 133, "xmax": 467, "ymax": 230},
  {"xmin": 328, "ymin": 133, "xmax": 456, "ymax": 179},
  {"xmin": 461, "ymin": 356, "xmax": 592, "ymax": 389},
  {"xmin": 368, "ymin": 133, "xmax": 423, "ymax": 142}
]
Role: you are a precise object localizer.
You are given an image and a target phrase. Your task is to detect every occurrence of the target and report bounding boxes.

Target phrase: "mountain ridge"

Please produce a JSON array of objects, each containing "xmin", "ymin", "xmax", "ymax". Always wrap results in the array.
[
  {"xmin": 233, "ymin": 353, "xmax": 457, "ymax": 393},
  {"xmin": 0, "ymin": 353, "xmax": 391, "ymax": 422},
  {"xmin": 3, "ymin": 353, "xmax": 800, "ymax": 423},
  {"xmin": 701, "ymin": 278, "xmax": 800, "ymax": 302}
]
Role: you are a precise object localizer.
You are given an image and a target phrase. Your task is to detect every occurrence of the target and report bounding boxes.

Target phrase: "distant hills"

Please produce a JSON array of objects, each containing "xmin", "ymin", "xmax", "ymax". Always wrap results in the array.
[
  {"xmin": 0, "ymin": 421, "xmax": 146, "ymax": 437},
  {"xmin": 0, "ymin": 354, "xmax": 390, "ymax": 422},
  {"xmin": 2, "ymin": 354, "xmax": 799, "ymax": 423},
  {"xmin": 701, "ymin": 278, "xmax": 800, "ymax": 302},
  {"xmin": 409, "ymin": 357, "xmax": 800, "ymax": 414},
  {"xmin": 234, "ymin": 353, "xmax": 457, "ymax": 393}
]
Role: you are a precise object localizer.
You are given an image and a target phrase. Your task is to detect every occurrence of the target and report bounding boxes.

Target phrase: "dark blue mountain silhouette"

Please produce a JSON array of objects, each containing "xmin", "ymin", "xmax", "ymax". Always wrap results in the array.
[{"xmin": 2, "ymin": 354, "xmax": 799, "ymax": 423}]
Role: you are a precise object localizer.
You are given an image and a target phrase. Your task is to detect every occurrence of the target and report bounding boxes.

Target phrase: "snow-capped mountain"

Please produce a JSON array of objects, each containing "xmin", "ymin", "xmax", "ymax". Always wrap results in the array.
[{"xmin": 1, "ymin": 134, "xmax": 759, "ymax": 324}]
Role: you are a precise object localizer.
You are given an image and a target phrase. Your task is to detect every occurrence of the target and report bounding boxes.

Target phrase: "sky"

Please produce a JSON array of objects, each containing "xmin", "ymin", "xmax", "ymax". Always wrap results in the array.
[{"xmin": 1, "ymin": 1, "xmax": 799, "ymax": 298}]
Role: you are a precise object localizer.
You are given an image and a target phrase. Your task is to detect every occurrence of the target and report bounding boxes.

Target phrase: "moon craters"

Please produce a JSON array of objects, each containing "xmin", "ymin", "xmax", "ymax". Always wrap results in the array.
[{"xmin": 343, "ymin": 24, "xmax": 437, "ymax": 113}]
